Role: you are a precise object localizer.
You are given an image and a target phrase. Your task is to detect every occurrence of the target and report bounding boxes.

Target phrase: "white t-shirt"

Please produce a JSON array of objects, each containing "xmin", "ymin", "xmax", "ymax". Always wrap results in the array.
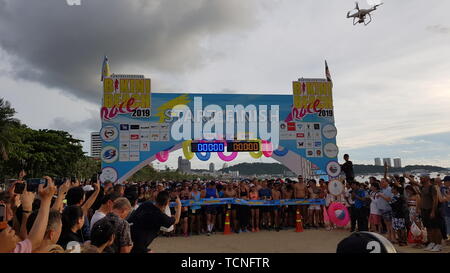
[
  {"xmin": 90, "ymin": 210, "xmax": 106, "ymax": 231},
  {"xmin": 344, "ymin": 188, "xmax": 354, "ymax": 206},
  {"xmin": 370, "ymin": 192, "xmax": 381, "ymax": 215}
]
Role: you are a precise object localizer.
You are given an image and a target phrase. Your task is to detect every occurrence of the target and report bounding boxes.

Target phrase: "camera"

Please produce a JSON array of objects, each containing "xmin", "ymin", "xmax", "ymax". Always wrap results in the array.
[
  {"xmin": 54, "ymin": 177, "xmax": 68, "ymax": 187},
  {"xmin": 26, "ymin": 178, "xmax": 47, "ymax": 193}
]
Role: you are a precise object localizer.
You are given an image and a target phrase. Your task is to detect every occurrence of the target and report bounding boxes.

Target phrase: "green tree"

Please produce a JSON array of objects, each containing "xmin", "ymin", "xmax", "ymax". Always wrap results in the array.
[
  {"xmin": 3, "ymin": 126, "xmax": 85, "ymax": 178},
  {"xmin": 0, "ymin": 98, "xmax": 20, "ymax": 160}
]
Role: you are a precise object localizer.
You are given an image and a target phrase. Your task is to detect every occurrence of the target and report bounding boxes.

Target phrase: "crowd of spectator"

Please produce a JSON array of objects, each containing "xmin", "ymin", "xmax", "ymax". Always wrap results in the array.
[{"xmin": 1, "ymin": 155, "xmax": 449, "ymax": 253}]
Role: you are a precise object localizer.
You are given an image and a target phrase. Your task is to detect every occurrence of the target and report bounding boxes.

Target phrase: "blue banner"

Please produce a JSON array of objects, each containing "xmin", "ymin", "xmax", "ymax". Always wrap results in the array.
[{"xmin": 165, "ymin": 198, "xmax": 325, "ymax": 207}]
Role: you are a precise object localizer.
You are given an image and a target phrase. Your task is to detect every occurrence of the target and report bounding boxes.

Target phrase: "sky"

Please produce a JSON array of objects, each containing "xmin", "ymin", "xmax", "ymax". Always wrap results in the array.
[{"xmin": 0, "ymin": 0, "xmax": 449, "ymax": 170}]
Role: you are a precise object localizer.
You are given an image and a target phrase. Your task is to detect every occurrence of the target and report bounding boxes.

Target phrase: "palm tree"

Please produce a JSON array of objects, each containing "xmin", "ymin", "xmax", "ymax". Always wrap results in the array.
[{"xmin": 0, "ymin": 98, "xmax": 20, "ymax": 160}]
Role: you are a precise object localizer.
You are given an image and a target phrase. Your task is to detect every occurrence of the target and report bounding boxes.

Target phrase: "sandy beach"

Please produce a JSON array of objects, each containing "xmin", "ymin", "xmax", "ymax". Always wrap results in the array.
[{"xmin": 152, "ymin": 229, "xmax": 449, "ymax": 253}]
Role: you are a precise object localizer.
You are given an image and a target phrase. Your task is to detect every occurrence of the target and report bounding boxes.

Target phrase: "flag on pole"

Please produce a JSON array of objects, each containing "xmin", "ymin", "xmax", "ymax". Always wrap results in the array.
[
  {"xmin": 101, "ymin": 56, "xmax": 111, "ymax": 82},
  {"xmin": 325, "ymin": 60, "xmax": 332, "ymax": 82}
]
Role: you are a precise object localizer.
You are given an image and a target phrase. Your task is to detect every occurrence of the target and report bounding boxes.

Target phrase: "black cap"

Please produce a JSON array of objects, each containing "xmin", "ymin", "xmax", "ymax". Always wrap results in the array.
[
  {"xmin": 336, "ymin": 232, "xmax": 397, "ymax": 253},
  {"xmin": 443, "ymin": 176, "xmax": 450, "ymax": 182}
]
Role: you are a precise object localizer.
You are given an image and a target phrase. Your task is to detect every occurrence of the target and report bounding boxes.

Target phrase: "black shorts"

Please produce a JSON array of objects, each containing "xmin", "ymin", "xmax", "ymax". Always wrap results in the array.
[
  {"xmin": 260, "ymin": 206, "xmax": 273, "ymax": 213},
  {"xmin": 206, "ymin": 205, "xmax": 217, "ymax": 215},
  {"xmin": 181, "ymin": 210, "xmax": 189, "ymax": 218}
]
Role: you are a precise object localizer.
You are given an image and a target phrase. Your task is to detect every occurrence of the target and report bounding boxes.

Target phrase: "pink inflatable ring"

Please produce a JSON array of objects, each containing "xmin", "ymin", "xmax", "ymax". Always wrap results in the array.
[{"xmin": 327, "ymin": 202, "xmax": 350, "ymax": 227}]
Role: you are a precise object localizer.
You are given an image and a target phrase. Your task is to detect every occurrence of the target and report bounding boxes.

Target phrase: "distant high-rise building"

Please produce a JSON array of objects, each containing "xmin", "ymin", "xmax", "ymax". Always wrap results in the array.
[
  {"xmin": 177, "ymin": 156, "xmax": 191, "ymax": 173},
  {"xmin": 374, "ymin": 158, "xmax": 382, "ymax": 166},
  {"xmin": 209, "ymin": 163, "xmax": 215, "ymax": 173},
  {"xmin": 90, "ymin": 132, "xmax": 102, "ymax": 158},
  {"xmin": 393, "ymin": 158, "xmax": 402, "ymax": 168},
  {"xmin": 383, "ymin": 158, "xmax": 392, "ymax": 167}
]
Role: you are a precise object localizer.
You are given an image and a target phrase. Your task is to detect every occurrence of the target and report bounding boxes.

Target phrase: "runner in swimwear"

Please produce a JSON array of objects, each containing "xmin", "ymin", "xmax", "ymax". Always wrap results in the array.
[
  {"xmin": 190, "ymin": 183, "xmax": 202, "ymax": 235},
  {"xmin": 282, "ymin": 181, "xmax": 295, "ymax": 228},
  {"xmin": 307, "ymin": 179, "xmax": 321, "ymax": 229},
  {"xmin": 180, "ymin": 183, "xmax": 190, "ymax": 237},
  {"xmin": 224, "ymin": 182, "xmax": 239, "ymax": 233},
  {"xmin": 237, "ymin": 180, "xmax": 250, "ymax": 232},
  {"xmin": 272, "ymin": 180, "xmax": 282, "ymax": 231},
  {"xmin": 249, "ymin": 184, "xmax": 260, "ymax": 232},
  {"xmin": 294, "ymin": 175, "xmax": 309, "ymax": 228}
]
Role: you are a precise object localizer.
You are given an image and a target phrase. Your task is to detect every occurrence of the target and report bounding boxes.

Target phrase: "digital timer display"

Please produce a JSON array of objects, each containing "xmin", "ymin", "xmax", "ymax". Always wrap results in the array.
[
  {"xmin": 191, "ymin": 142, "xmax": 225, "ymax": 152},
  {"xmin": 191, "ymin": 141, "xmax": 260, "ymax": 153},
  {"xmin": 227, "ymin": 141, "xmax": 260, "ymax": 152}
]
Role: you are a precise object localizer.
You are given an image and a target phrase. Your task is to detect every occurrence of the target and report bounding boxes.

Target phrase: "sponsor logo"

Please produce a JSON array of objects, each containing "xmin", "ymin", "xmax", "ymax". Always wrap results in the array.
[
  {"xmin": 129, "ymin": 152, "xmax": 140, "ymax": 161},
  {"xmin": 120, "ymin": 143, "xmax": 129, "ymax": 151},
  {"xmin": 119, "ymin": 152, "xmax": 130, "ymax": 162},
  {"xmin": 120, "ymin": 124, "xmax": 129, "ymax": 131},
  {"xmin": 100, "ymin": 126, "xmax": 118, "ymax": 142},
  {"xmin": 322, "ymin": 124, "xmax": 338, "ymax": 139},
  {"xmin": 130, "ymin": 134, "xmax": 140, "ymax": 140},
  {"xmin": 130, "ymin": 124, "xmax": 140, "ymax": 130},
  {"xmin": 140, "ymin": 142, "xmax": 150, "ymax": 151},
  {"xmin": 324, "ymin": 143, "xmax": 339, "ymax": 158},
  {"xmin": 99, "ymin": 167, "xmax": 118, "ymax": 183},
  {"xmin": 315, "ymin": 149, "xmax": 322, "ymax": 157},
  {"xmin": 130, "ymin": 142, "xmax": 140, "ymax": 151},
  {"xmin": 101, "ymin": 146, "xmax": 118, "ymax": 163},
  {"xmin": 326, "ymin": 161, "xmax": 341, "ymax": 177},
  {"xmin": 287, "ymin": 122, "xmax": 296, "ymax": 131}
]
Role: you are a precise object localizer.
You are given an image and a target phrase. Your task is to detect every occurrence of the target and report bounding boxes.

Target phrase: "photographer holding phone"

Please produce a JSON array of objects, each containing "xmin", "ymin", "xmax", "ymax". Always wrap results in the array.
[
  {"xmin": 0, "ymin": 176, "xmax": 56, "ymax": 253},
  {"xmin": 128, "ymin": 191, "xmax": 181, "ymax": 253}
]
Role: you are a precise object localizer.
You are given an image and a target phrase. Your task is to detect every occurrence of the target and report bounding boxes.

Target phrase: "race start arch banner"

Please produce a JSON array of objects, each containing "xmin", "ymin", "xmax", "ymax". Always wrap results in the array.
[{"xmin": 99, "ymin": 73, "xmax": 339, "ymax": 183}]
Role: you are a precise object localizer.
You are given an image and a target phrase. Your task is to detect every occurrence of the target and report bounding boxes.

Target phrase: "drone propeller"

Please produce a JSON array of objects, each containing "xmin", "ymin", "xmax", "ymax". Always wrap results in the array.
[
  {"xmin": 374, "ymin": 2, "xmax": 384, "ymax": 9},
  {"xmin": 355, "ymin": 1, "xmax": 360, "ymax": 10}
]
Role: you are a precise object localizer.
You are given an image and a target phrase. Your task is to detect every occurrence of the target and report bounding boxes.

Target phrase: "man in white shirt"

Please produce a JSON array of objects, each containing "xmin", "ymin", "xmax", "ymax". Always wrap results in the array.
[
  {"xmin": 377, "ymin": 178, "xmax": 394, "ymax": 242},
  {"xmin": 90, "ymin": 192, "xmax": 120, "ymax": 231}
]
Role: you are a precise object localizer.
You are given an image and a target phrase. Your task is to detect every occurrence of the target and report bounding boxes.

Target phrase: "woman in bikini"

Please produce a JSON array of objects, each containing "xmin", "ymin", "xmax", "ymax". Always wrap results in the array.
[
  {"xmin": 237, "ymin": 181, "xmax": 250, "ymax": 233},
  {"xmin": 249, "ymin": 184, "xmax": 260, "ymax": 232},
  {"xmin": 405, "ymin": 185, "xmax": 422, "ymax": 248},
  {"xmin": 190, "ymin": 183, "xmax": 202, "ymax": 235}
]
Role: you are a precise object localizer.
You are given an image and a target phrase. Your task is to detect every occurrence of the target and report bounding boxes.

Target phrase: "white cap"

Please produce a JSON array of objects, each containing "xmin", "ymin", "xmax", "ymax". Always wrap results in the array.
[{"xmin": 82, "ymin": 185, "xmax": 94, "ymax": 192}]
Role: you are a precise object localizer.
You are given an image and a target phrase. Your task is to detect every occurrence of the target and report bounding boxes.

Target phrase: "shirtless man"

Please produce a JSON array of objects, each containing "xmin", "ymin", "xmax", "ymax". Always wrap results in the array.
[
  {"xmin": 224, "ymin": 182, "xmax": 239, "ymax": 232},
  {"xmin": 282, "ymin": 181, "xmax": 295, "ymax": 227},
  {"xmin": 272, "ymin": 181, "xmax": 282, "ymax": 231},
  {"xmin": 318, "ymin": 179, "xmax": 328, "ymax": 227},
  {"xmin": 255, "ymin": 179, "xmax": 262, "ymax": 192},
  {"xmin": 151, "ymin": 182, "xmax": 164, "ymax": 201},
  {"xmin": 308, "ymin": 180, "xmax": 321, "ymax": 228},
  {"xmin": 294, "ymin": 175, "xmax": 309, "ymax": 228}
]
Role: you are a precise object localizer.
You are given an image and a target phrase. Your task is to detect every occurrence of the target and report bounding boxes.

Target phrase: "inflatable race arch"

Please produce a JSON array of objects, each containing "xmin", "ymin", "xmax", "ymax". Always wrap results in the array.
[{"xmin": 98, "ymin": 68, "xmax": 339, "ymax": 183}]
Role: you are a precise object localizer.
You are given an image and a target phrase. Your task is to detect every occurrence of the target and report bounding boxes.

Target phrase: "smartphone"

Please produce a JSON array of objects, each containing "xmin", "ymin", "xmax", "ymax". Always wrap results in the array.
[
  {"xmin": 26, "ymin": 178, "xmax": 46, "ymax": 192},
  {"xmin": 0, "ymin": 204, "xmax": 7, "ymax": 231},
  {"xmin": 14, "ymin": 183, "xmax": 25, "ymax": 194},
  {"xmin": 54, "ymin": 177, "xmax": 66, "ymax": 187},
  {"xmin": 91, "ymin": 174, "xmax": 98, "ymax": 184}
]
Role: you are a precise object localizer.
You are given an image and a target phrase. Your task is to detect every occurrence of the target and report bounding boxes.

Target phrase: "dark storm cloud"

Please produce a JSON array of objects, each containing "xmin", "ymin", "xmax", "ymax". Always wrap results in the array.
[
  {"xmin": 0, "ymin": 0, "xmax": 257, "ymax": 102},
  {"xmin": 50, "ymin": 112, "xmax": 99, "ymax": 134}
]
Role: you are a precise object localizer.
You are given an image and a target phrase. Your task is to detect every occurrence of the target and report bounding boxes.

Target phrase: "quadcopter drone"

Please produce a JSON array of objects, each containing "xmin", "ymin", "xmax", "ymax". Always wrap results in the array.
[{"xmin": 347, "ymin": 2, "xmax": 383, "ymax": 26}]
